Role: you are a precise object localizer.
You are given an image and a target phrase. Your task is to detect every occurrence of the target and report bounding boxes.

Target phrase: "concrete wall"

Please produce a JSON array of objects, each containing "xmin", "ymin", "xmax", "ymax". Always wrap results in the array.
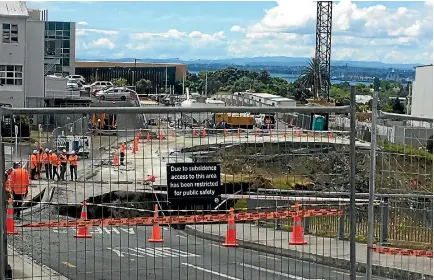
[
  {"xmin": 0, "ymin": 16, "xmax": 26, "ymax": 107},
  {"xmin": 412, "ymin": 66, "xmax": 433, "ymax": 119},
  {"xmin": 25, "ymin": 20, "xmax": 44, "ymax": 101},
  {"xmin": 69, "ymin": 22, "xmax": 76, "ymax": 75}
]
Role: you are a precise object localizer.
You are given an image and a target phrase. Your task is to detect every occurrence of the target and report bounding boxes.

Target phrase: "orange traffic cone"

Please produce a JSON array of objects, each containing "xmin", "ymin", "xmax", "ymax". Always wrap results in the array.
[
  {"xmin": 6, "ymin": 198, "xmax": 17, "ymax": 235},
  {"xmin": 254, "ymin": 128, "xmax": 258, "ymax": 137},
  {"xmin": 193, "ymin": 128, "xmax": 196, "ymax": 136},
  {"xmin": 74, "ymin": 201, "xmax": 92, "ymax": 238},
  {"xmin": 223, "ymin": 128, "xmax": 227, "ymax": 137},
  {"xmin": 222, "ymin": 208, "xmax": 238, "ymax": 247},
  {"xmin": 171, "ymin": 130, "xmax": 175, "ymax": 137},
  {"xmin": 236, "ymin": 128, "xmax": 240, "ymax": 138},
  {"xmin": 112, "ymin": 153, "xmax": 118, "ymax": 166},
  {"xmin": 159, "ymin": 132, "xmax": 164, "ymax": 141},
  {"xmin": 328, "ymin": 130, "xmax": 333, "ymax": 140},
  {"xmin": 288, "ymin": 203, "xmax": 307, "ymax": 245},
  {"xmin": 202, "ymin": 128, "xmax": 207, "ymax": 137},
  {"xmin": 283, "ymin": 131, "xmax": 287, "ymax": 137},
  {"xmin": 148, "ymin": 204, "xmax": 163, "ymax": 242},
  {"xmin": 269, "ymin": 130, "xmax": 272, "ymax": 137},
  {"xmin": 146, "ymin": 132, "xmax": 151, "ymax": 142}
]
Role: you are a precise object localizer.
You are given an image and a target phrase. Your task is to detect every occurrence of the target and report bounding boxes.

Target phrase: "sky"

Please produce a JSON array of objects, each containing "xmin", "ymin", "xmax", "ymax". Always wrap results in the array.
[{"xmin": 27, "ymin": 0, "xmax": 434, "ymax": 64}]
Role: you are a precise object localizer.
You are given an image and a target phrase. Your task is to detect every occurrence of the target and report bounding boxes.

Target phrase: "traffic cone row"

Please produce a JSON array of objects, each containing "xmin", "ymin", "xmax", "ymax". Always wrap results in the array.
[
  {"xmin": 148, "ymin": 204, "xmax": 163, "ymax": 242},
  {"xmin": 222, "ymin": 208, "xmax": 238, "ymax": 247},
  {"xmin": 74, "ymin": 201, "xmax": 92, "ymax": 239},
  {"xmin": 146, "ymin": 132, "xmax": 151, "ymax": 142}
]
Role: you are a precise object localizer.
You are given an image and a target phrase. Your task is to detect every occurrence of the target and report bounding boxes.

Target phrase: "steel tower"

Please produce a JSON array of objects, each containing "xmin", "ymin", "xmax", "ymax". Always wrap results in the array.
[{"xmin": 315, "ymin": 1, "xmax": 332, "ymax": 101}]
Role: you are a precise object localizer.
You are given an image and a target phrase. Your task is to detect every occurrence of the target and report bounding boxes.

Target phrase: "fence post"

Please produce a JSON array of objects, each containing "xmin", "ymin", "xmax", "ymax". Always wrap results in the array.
[
  {"xmin": 349, "ymin": 85, "xmax": 357, "ymax": 279},
  {"xmin": 0, "ymin": 140, "xmax": 11, "ymax": 279},
  {"xmin": 379, "ymin": 197, "xmax": 389, "ymax": 245},
  {"xmin": 337, "ymin": 204, "xmax": 345, "ymax": 240},
  {"xmin": 366, "ymin": 91, "xmax": 378, "ymax": 280}
]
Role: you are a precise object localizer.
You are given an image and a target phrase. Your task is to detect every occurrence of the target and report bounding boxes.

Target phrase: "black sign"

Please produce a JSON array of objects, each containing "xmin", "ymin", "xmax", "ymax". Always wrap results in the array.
[{"xmin": 167, "ymin": 162, "xmax": 221, "ymax": 206}]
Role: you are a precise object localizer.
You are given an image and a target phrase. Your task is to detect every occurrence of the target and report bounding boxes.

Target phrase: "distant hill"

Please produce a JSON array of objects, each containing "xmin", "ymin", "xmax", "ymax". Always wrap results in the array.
[{"xmin": 76, "ymin": 56, "xmax": 424, "ymax": 69}]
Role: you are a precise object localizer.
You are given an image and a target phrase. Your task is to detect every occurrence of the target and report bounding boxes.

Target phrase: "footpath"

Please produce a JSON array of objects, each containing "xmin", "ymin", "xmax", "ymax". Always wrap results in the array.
[{"xmin": 186, "ymin": 223, "xmax": 433, "ymax": 280}]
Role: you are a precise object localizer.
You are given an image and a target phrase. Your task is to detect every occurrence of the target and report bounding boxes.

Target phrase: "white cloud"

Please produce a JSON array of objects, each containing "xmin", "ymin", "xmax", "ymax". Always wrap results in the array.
[
  {"xmin": 77, "ymin": 21, "xmax": 88, "ymax": 26},
  {"xmin": 230, "ymin": 25, "xmax": 245, "ymax": 33},
  {"xmin": 76, "ymin": 28, "xmax": 119, "ymax": 37},
  {"xmin": 88, "ymin": 38, "xmax": 115, "ymax": 49}
]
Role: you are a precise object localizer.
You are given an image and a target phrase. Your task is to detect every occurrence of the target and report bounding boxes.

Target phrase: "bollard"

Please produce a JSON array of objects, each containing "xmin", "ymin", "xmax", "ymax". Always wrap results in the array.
[{"xmin": 379, "ymin": 198, "xmax": 389, "ymax": 245}]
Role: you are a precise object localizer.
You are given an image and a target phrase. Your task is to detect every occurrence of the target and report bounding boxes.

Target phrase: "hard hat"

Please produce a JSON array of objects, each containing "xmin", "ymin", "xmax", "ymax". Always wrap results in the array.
[
  {"xmin": 13, "ymin": 162, "xmax": 20, "ymax": 168},
  {"xmin": 49, "ymin": 150, "xmax": 52, "ymax": 153},
  {"xmin": 71, "ymin": 150, "xmax": 76, "ymax": 155},
  {"xmin": 62, "ymin": 149, "xmax": 66, "ymax": 153},
  {"xmin": 33, "ymin": 150, "xmax": 37, "ymax": 154},
  {"xmin": 45, "ymin": 148, "xmax": 49, "ymax": 152}
]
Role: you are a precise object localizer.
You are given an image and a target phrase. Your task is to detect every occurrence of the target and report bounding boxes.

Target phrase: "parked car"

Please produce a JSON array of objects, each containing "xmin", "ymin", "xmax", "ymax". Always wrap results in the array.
[
  {"xmin": 66, "ymin": 75, "xmax": 86, "ymax": 84},
  {"xmin": 95, "ymin": 87, "xmax": 136, "ymax": 101},
  {"xmin": 66, "ymin": 81, "xmax": 80, "ymax": 91},
  {"xmin": 84, "ymin": 81, "xmax": 114, "ymax": 94}
]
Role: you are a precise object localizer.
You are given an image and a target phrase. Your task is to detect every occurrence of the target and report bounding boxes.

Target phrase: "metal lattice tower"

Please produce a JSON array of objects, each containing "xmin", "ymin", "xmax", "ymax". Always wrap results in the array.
[{"xmin": 315, "ymin": 1, "xmax": 332, "ymax": 101}]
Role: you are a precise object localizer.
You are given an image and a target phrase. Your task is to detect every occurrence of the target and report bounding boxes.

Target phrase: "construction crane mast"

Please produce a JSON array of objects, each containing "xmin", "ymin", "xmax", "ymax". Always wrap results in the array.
[{"xmin": 315, "ymin": 1, "xmax": 333, "ymax": 101}]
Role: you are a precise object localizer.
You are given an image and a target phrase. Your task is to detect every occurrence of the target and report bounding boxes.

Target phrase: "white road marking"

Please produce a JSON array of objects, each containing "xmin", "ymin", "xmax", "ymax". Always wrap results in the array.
[
  {"xmin": 176, "ymin": 234, "xmax": 187, "ymax": 239},
  {"xmin": 260, "ymin": 255, "xmax": 281, "ymax": 261},
  {"xmin": 182, "ymin": 263, "xmax": 242, "ymax": 280},
  {"xmin": 238, "ymin": 263, "xmax": 325, "ymax": 280},
  {"xmin": 108, "ymin": 247, "xmax": 199, "ymax": 258},
  {"xmin": 107, "ymin": 247, "xmax": 125, "ymax": 257}
]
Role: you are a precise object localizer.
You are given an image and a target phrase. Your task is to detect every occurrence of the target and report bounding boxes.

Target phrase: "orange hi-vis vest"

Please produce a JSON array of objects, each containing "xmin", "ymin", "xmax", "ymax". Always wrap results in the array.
[
  {"xmin": 30, "ymin": 154, "xmax": 38, "ymax": 169},
  {"xmin": 59, "ymin": 154, "xmax": 67, "ymax": 165},
  {"xmin": 8, "ymin": 168, "xmax": 30, "ymax": 195},
  {"xmin": 41, "ymin": 152, "xmax": 49, "ymax": 165},
  {"xmin": 49, "ymin": 153, "xmax": 59, "ymax": 167},
  {"xmin": 68, "ymin": 155, "xmax": 78, "ymax": 166},
  {"xmin": 120, "ymin": 143, "xmax": 125, "ymax": 153}
]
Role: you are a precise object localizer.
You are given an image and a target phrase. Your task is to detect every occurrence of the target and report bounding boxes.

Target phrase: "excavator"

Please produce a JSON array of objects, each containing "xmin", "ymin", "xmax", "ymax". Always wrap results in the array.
[{"xmin": 90, "ymin": 113, "xmax": 117, "ymax": 135}]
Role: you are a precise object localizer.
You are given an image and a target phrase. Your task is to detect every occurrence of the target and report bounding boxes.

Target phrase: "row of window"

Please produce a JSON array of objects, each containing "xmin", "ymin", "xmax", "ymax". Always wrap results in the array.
[
  {"xmin": 0, "ymin": 65, "xmax": 23, "ymax": 85},
  {"xmin": 45, "ymin": 22, "xmax": 70, "ymax": 31},
  {"xmin": 2, "ymin": 23, "xmax": 18, "ymax": 43}
]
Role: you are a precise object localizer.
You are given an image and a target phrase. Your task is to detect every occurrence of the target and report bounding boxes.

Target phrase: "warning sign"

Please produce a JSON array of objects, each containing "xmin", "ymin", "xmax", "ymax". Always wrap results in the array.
[{"xmin": 167, "ymin": 163, "xmax": 221, "ymax": 206}]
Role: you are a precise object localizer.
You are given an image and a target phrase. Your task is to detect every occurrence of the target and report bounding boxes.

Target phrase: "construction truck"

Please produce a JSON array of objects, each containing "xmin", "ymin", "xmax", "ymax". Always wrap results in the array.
[
  {"xmin": 214, "ymin": 113, "xmax": 254, "ymax": 129},
  {"xmin": 90, "ymin": 113, "xmax": 117, "ymax": 135}
]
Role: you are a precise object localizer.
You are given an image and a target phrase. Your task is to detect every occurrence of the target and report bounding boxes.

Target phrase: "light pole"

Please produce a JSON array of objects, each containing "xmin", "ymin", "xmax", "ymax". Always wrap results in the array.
[
  {"xmin": 134, "ymin": 58, "xmax": 140, "ymax": 91},
  {"xmin": 205, "ymin": 60, "xmax": 214, "ymax": 96}
]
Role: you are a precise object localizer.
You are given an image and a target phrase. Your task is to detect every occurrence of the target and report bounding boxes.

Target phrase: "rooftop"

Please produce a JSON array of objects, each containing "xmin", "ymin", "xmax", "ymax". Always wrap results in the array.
[
  {"xmin": 271, "ymin": 97, "xmax": 295, "ymax": 102},
  {"xmin": 0, "ymin": 1, "xmax": 28, "ymax": 17},
  {"xmin": 76, "ymin": 61, "xmax": 185, "ymax": 68}
]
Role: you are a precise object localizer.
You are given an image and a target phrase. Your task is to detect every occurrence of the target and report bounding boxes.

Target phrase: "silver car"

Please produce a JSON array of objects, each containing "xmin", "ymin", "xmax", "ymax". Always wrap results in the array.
[{"xmin": 95, "ymin": 87, "xmax": 136, "ymax": 101}]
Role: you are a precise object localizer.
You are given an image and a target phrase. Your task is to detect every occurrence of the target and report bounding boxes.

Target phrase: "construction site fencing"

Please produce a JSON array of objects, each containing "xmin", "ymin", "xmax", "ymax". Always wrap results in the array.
[{"xmin": 0, "ymin": 89, "xmax": 431, "ymax": 280}]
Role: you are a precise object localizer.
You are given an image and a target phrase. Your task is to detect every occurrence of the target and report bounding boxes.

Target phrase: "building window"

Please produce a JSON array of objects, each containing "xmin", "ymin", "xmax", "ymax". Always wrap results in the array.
[
  {"xmin": 2, "ymin": 23, "xmax": 18, "ymax": 43},
  {"xmin": 0, "ymin": 65, "xmax": 23, "ymax": 85}
]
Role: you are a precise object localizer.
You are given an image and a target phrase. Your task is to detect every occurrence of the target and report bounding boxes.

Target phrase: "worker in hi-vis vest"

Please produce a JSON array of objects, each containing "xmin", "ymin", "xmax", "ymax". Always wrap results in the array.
[
  {"xmin": 59, "ymin": 150, "xmax": 68, "ymax": 181},
  {"xmin": 68, "ymin": 150, "xmax": 78, "ymax": 181},
  {"xmin": 8, "ymin": 162, "xmax": 29, "ymax": 220},
  {"xmin": 30, "ymin": 150, "xmax": 38, "ymax": 180},
  {"xmin": 119, "ymin": 141, "xmax": 126, "ymax": 166},
  {"xmin": 49, "ymin": 150, "xmax": 60, "ymax": 181}
]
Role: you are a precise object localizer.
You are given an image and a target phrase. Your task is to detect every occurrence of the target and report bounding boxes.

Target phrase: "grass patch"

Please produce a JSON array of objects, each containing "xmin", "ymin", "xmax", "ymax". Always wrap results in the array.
[
  {"xmin": 221, "ymin": 173, "xmax": 312, "ymax": 190},
  {"xmin": 234, "ymin": 199, "xmax": 247, "ymax": 211},
  {"xmin": 380, "ymin": 140, "xmax": 432, "ymax": 161}
]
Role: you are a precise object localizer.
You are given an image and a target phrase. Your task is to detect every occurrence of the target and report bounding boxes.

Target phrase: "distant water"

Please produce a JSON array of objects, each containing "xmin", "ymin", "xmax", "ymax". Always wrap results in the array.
[{"xmin": 188, "ymin": 70, "xmax": 372, "ymax": 86}]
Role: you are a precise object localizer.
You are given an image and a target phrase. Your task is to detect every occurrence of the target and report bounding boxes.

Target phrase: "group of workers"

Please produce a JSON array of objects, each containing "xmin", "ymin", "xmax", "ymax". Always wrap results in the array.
[{"xmin": 29, "ymin": 147, "xmax": 79, "ymax": 181}]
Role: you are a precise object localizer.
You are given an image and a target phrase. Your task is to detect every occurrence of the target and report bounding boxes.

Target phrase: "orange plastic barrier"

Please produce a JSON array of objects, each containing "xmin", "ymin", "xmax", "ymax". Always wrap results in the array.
[
  {"xmin": 19, "ymin": 208, "xmax": 343, "ymax": 229},
  {"xmin": 370, "ymin": 246, "xmax": 433, "ymax": 258}
]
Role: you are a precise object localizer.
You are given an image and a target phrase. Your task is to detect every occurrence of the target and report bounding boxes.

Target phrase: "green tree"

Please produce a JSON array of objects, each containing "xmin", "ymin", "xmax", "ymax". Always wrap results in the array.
[
  {"xmin": 390, "ymin": 97, "xmax": 405, "ymax": 114},
  {"xmin": 373, "ymin": 77, "xmax": 381, "ymax": 91},
  {"xmin": 329, "ymin": 86, "xmax": 349, "ymax": 102},
  {"xmin": 112, "ymin": 78, "xmax": 128, "ymax": 87},
  {"xmin": 298, "ymin": 57, "xmax": 329, "ymax": 100}
]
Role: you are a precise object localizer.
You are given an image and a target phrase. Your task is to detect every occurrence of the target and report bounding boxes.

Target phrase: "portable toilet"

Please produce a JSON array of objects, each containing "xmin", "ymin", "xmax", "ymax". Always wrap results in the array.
[{"xmin": 312, "ymin": 115, "xmax": 326, "ymax": 131}]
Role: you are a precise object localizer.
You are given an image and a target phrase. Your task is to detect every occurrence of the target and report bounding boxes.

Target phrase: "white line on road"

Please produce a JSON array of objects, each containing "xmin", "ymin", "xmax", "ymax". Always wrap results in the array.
[
  {"xmin": 176, "ymin": 234, "xmax": 187, "ymax": 239},
  {"xmin": 238, "ymin": 263, "xmax": 325, "ymax": 280},
  {"xmin": 259, "ymin": 254, "xmax": 281, "ymax": 261},
  {"xmin": 182, "ymin": 263, "xmax": 242, "ymax": 280}
]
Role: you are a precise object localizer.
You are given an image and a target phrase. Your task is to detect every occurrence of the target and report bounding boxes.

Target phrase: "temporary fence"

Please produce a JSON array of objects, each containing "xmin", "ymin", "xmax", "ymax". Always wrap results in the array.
[{"xmin": 0, "ymin": 87, "xmax": 431, "ymax": 280}]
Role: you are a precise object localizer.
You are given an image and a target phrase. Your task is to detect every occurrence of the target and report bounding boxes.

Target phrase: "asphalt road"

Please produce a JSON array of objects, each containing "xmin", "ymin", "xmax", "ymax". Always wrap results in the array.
[{"xmin": 8, "ymin": 219, "xmax": 391, "ymax": 280}]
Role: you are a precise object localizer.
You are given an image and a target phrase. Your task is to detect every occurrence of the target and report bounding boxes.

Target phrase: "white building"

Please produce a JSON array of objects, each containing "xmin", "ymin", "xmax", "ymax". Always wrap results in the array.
[
  {"xmin": 238, "ymin": 92, "xmax": 296, "ymax": 107},
  {"xmin": 0, "ymin": 2, "xmax": 76, "ymax": 108},
  {"xmin": 0, "ymin": 2, "xmax": 44, "ymax": 107},
  {"xmin": 411, "ymin": 65, "xmax": 433, "ymax": 119}
]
